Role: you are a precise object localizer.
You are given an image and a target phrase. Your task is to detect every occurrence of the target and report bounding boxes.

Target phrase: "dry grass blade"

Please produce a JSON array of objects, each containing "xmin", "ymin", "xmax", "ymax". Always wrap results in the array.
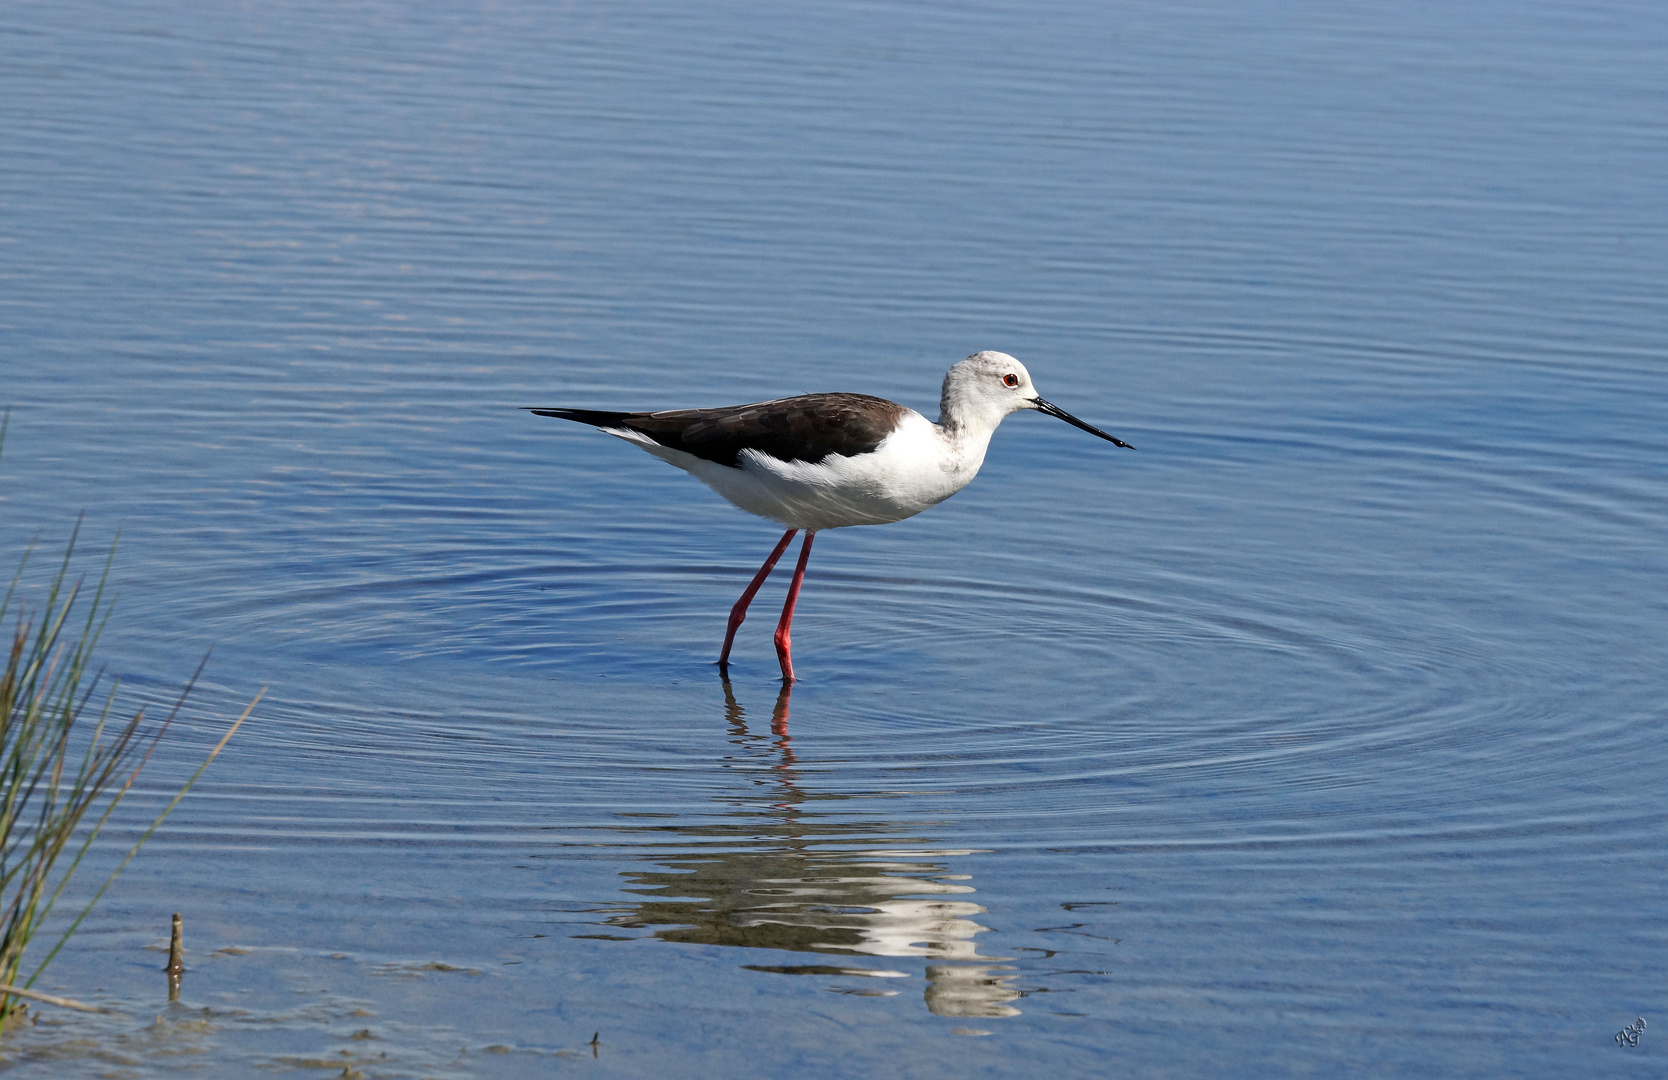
[{"xmin": 0, "ymin": 981, "xmax": 116, "ymax": 1014}]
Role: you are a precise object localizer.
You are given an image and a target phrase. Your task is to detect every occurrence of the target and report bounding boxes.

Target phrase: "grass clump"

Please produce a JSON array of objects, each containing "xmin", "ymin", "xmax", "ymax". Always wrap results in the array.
[{"xmin": 0, "ymin": 413, "xmax": 260, "ymax": 1020}]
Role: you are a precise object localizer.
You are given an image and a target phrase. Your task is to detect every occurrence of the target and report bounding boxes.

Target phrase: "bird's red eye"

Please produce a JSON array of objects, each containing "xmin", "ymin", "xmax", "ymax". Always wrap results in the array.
[{"xmin": 1002, "ymin": 373, "xmax": 1019, "ymax": 388}]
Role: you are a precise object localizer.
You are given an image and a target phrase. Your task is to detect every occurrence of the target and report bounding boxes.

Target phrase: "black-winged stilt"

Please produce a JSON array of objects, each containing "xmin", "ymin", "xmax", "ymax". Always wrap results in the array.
[{"xmin": 529, "ymin": 351, "xmax": 1132, "ymax": 681}]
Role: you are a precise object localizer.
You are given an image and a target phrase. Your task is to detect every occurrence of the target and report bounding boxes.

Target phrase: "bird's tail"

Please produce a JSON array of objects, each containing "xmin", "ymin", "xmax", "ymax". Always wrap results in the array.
[{"xmin": 525, "ymin": 407, "xmax": 636, "ymax": 428}]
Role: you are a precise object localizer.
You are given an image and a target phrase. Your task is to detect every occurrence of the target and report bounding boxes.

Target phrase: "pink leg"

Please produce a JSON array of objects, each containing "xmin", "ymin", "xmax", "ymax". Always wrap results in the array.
[
  {"xmin": 773, "ymin": 531, "xmax": 816, "ymax": 683},
  {"xmin": 719, "ymin": 529, "xmax": 797, "ymax": 668}
]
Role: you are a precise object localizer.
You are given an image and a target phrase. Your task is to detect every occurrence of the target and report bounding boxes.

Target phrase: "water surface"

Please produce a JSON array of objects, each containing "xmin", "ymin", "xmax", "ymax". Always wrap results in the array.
[{"xmin": 1, "ymin": 0, "xmax": 1664, "ymax": 1076}]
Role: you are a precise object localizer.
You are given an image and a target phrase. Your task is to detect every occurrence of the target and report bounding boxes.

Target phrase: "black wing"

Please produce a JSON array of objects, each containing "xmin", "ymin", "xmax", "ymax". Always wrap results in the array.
[{"xmin": 528, "ymin": 394, "xmax": 909, "ymax": 468}]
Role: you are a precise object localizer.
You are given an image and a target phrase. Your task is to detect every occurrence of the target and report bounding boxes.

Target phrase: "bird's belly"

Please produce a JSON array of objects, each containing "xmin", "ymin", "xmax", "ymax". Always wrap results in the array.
[
  {"xmin": 697, "ymin": 441, "xmax": 971, "ymax": 531},
  {"xmin": 719, "ymin": 456, "xmax": 960, "ymax": 529}
]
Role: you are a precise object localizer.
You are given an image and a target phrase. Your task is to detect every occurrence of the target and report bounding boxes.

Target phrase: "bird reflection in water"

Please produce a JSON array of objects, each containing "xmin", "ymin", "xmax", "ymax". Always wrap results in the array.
[{"xmin": 598, "ymin": 679, "xmax": 1021, "ymax": 1020}]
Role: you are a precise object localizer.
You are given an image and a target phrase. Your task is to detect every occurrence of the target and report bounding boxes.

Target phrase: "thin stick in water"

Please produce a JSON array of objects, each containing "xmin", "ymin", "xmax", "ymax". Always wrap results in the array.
[
  {"xmin": 166, "ymin": 912, "xmax": 183, "ymax": 1002},
  {"xmin": 166, "ymin": 913, "xmax": 183, "ymax": 975}
]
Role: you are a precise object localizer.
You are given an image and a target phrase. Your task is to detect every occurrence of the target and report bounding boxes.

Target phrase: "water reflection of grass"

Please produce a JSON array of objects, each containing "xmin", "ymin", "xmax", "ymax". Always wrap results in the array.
[{"xmin": 0, "ymin": 414, "xmax": 261, "ymax": 1022}]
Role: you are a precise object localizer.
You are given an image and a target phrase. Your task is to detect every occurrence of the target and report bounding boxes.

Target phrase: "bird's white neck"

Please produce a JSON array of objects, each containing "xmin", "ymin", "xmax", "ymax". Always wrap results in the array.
[
  {"xmin": 932, "ymin": 406, "xmax": 1001, "ymax": 479},
  {"xmin": 938, "ymin": 386, "xmax": 1013, "ymax": 442}
]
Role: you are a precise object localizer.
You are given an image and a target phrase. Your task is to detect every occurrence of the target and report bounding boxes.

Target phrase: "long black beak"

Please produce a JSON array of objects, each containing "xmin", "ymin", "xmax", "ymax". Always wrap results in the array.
[{"xmin": 1032, "ymin": 397, "xmax": 1135, "ymax": 449}]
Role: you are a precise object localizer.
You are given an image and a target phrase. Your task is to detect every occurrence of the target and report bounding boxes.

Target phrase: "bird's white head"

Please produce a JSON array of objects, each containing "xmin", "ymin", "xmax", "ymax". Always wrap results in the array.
[
  {"xmin": 939, "ymin": 351, "xmax": 1039, "ymax": 433},
  {"xmin": 939, "ymin": 350, "xmax": 1136, "ymax": 449}
]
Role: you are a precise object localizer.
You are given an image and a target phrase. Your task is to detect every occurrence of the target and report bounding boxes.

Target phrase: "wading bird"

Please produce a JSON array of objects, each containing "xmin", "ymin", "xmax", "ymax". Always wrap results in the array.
[{"xmin": 529, "ymin": 351, "xmax": 1132, "ymax": 681}]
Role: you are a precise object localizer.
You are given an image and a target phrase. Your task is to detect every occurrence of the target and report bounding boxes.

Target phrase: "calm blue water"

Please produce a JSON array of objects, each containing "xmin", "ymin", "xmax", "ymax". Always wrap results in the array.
[{"xmin": 1, "ymin": 0, "xmax": 1665, "ymax": 1076}]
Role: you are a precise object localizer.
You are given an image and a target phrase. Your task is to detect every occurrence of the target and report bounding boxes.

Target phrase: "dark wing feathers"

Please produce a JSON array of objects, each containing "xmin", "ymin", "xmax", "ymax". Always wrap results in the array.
[{"xmin": 528, "ymin": 394, "xmax": 908, "ymax": 467}]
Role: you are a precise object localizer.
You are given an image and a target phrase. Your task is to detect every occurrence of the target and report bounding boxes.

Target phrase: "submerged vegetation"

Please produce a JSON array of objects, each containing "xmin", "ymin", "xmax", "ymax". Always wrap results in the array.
[{"xmin": 0, "ymin": 414, "xmax": 260, "ymax": 1021}]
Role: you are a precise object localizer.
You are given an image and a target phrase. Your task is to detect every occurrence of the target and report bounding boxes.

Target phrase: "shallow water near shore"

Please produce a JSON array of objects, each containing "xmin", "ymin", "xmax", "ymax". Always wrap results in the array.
[{"xmin": 2, "ymin": 0, "xmax": 1666, "ymax": 1075}]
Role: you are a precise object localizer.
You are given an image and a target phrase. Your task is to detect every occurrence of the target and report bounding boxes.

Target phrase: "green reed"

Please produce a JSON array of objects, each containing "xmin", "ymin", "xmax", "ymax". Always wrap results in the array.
[{"xmin": 0, "ymin": 413, "xmax": 259, "ymax": 1020}]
